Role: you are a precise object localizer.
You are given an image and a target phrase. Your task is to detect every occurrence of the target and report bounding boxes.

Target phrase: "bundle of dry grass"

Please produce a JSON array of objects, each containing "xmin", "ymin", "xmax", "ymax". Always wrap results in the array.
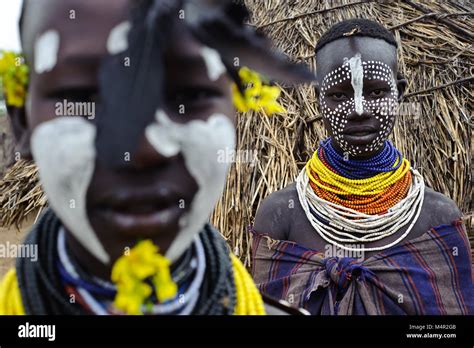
[
  {"xmin": 0, "ymin": 1, "xmax": 472, "ymax": 266},
  {"xmin": 0, "ymin": 160, "xmax": 46, "ymax": 229},
  {"xmin": 211, "ymin": 0, "xmax": 473, "ymax": 266}
]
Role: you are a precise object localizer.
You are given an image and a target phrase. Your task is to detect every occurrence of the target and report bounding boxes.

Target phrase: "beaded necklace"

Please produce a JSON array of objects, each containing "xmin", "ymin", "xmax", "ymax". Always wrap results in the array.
[
  {"xmin": 307, "ymin": 138, "xmax": 412, "ymax": 215},
  {"xmin": 57, "ymin": 228, "xmax": 205, "ymax": 315},
  {"xmin": 319, "ymin": 138, "xmax": 403, "ymax": 179},
  {"xmin": 11, "ymin": 209, "xmax": 265, "ymax": 315},
  {"xmin": 296, "ymin": 138, "xmax": 425, "ymax": 252}
]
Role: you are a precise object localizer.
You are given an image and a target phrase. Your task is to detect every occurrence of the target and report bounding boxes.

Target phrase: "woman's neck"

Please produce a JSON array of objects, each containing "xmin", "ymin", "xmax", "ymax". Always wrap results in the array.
[
  {"xmin": 65, "ymin": 231, "xmax": 112, "ymax": 280},
  {"xmin": 64, "ymin": 229, "xmax": 191, "ymax": 282}
]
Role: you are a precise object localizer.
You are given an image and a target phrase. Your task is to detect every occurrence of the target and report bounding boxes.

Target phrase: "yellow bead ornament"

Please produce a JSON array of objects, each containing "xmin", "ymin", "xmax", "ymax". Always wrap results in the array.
[
  {"xmin": 232, "ymin": 67, "xmax": 286, "ymax": 115},
  {"xmin": 111, "ymin": 240, "xmax": 178, "ymax": 315},
  {"xmin": 0, "ymin": 51, "xmax": 29, "ymax": 108}
]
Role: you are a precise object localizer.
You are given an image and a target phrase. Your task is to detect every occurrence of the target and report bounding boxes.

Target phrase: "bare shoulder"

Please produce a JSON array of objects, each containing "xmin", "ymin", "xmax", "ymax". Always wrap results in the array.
[
  {"xmin": 253, "ymin": 183, "xmax": 299, "ymax": 240},
  {"xmin": 418, "ymin": 186, "xmax": 463, "ymax": 228}
]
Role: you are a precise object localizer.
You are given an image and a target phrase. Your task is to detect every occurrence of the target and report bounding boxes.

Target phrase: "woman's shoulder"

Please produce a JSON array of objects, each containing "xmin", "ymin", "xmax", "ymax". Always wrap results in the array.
[
  {"xmin": 252, "ymin": 183, "xmax": 299, "ymax": 240},
  {"xmin": 421, "ymin": 186, "xmax": 462, "ymax": 225}
]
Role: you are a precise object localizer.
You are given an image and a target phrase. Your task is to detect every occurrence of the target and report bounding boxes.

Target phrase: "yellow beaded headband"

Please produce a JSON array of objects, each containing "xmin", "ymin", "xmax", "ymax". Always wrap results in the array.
[{"xmin": 0, "ymin": 51, "xmax": 29, "ymax": 108}]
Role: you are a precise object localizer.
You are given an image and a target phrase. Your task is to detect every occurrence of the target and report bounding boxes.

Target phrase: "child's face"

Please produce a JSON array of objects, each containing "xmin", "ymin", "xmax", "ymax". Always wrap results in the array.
[
  {"xmin": 316, "ymin": 37, "xmax": 403, "ymax": 157},
  {"xmin": 17, "ymin": 0, "xmax": 236, "ymax": 267}
]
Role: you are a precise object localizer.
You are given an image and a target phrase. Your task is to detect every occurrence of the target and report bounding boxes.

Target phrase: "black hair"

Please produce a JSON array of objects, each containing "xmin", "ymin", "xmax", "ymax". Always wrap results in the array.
[{"xmin": 315, "ymin": 18, "xmax": 397, "ymax": 53}]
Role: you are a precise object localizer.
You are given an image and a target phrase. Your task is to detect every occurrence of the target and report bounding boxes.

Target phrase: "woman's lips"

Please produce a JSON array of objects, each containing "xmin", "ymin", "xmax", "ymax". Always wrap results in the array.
[
  {"xmin": 96, "ymin": 204, "xmax": 183, "ymax": 237},
  {"xmin": 92, "ymin": 187, "xmax": 186, "ymax": 238},
  {"xmin": 343, "ymin": 126, "xmax": 378, "ymax": 143}
]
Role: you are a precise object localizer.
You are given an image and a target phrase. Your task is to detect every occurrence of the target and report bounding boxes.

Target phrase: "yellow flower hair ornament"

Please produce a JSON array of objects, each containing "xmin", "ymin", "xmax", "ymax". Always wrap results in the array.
[
  {"xmin": 0, "ymin": 51, "xmax": 29, "ymax": 108},
  {"xmin": 232, "ymin": 67, "xmax": 286, "ymax": 115},
  {"xmin": 111, "ymin": 240, "xmax": 178, "ymax": 315}
]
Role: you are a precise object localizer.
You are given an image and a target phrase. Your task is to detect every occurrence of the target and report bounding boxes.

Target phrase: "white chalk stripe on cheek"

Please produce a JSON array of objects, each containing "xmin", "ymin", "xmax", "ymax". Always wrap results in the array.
[
  {"xmin": 164, "ymin": 114, "xmax": 236, "ymax": 261},
  {"xmin": 34, "ymin": 30, "xmax": 60, "ymax": 74},
  {"xmin": 200, "ymin": 46, "xmax": 226, "ymax": 81},
  {"xmin": 144, "ymin": 109, "xmax": 236, "ymax": 261},
  {"xmin": 31, "ymin": 118, "xmax": 110, "ymax": 264},
  {"xmin": 107, "ymin": 21, "xmax": 131, "ymax": 55}
]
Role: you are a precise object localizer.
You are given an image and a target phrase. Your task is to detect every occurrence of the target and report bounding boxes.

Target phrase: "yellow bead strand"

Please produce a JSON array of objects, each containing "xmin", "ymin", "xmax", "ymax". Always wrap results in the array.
[
  {"xmin": 231, "ymin": 254, "xmax": 266, "ymax": 315},
  {"xmin": 307, "ymin": 152, "xmax": 410, "ymax": 196}
]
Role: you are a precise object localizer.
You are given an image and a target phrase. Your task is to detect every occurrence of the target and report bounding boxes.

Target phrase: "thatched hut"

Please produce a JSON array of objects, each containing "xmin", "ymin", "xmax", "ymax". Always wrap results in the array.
[
  {"xmin": 210, "ymin": 0, "xmax": 473, "ymax": 265},
  {"xmin": 0, "ymin": 0, "xmax": 472, "ymax": 267}
]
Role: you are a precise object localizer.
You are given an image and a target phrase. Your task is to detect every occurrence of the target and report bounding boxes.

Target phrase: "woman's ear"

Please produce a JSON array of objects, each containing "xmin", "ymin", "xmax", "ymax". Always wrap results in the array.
[
  {"xmin": 6, "ymin": 105, "xmax": 32, "ymax": 160},
  {"xmin": 396, "ymin": 72, "xmax": 407, "ymax": 101}
]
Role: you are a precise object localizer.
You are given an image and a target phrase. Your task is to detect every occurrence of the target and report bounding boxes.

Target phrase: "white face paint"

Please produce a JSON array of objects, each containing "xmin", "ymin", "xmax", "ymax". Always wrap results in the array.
[
  {"xmin": 320, "ymin": 54, "xmax": 399, "ymax": 155},
  {"xmin": 347, "ymin": 54, "xmax": 364, "ymax": 115},
  {"xmin": 31, "ymin": 118, "xmax": 109, "ymax": 264},
  {"xmin": 106, "ymin": 21, "xmax": 131, "ymax": 55},
  {"xmin": 200, "ymin": 46, "xmax": 226, "ymax": 81},
  {"xmin": 34, "ymin": 30, "xmax": 60, "ymax": 74},
  {"xmin": 145, "ymin": 110, "xmax": 236, "ymax": 262}
]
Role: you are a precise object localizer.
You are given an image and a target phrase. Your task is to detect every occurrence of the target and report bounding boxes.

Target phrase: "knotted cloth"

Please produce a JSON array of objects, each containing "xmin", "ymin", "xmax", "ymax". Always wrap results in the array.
[{"xmin": 251, "ymin": 220, "xmax": 473, "ymax": 315}]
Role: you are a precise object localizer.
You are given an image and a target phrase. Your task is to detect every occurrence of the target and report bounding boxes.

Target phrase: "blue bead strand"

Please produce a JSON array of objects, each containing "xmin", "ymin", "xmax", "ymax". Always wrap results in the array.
[{"xmin": 319, "ymin": 138, "xmax": 403, "ymax": 179}]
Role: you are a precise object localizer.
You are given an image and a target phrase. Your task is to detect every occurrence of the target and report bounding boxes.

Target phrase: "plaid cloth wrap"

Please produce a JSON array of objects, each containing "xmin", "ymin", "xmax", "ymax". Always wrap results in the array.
[{"xmin": 251, "ymin": 219, "xmax": 473, "ymax": 315}]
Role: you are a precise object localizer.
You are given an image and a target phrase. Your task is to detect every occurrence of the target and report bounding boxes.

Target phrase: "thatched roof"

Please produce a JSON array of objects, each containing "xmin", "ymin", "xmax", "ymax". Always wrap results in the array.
[{"xmin": 0, "ymin": 0, "xmax": 472, "ymax": 266}]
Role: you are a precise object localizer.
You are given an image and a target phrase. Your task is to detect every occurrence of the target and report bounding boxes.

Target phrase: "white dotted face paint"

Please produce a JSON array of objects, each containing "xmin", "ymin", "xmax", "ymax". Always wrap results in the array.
[
  {"xmin": 200, "ymin": 46, "xmax": 226, "ymax": 81},
  {"xmin": 31, "ymin": 118, "xmax": 110, "ymax": 264},
  {"xmin": 106, "ymin": 21, "xmax": 131, "ymax": 55},
  {"xmin": 320, "ymin": 55, "xmax": 399, "ymax": 155},
  {"xmin": 34, "ymin": 30, "xmax": 60, "ymax": 74},
  {"xmin": 146, "ymin": 110, "xmax": 236, "ymax": 262}
]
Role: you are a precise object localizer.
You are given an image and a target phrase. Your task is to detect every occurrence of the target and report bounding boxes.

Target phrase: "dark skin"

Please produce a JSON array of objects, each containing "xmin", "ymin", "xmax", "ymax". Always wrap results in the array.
[
  {"xmin": 9, "ymin": 0, "xmax": 235, "ymax": 279},
  {"xmin": 253, "ymin": 36, "xmax": 462, "ymax": 259}
]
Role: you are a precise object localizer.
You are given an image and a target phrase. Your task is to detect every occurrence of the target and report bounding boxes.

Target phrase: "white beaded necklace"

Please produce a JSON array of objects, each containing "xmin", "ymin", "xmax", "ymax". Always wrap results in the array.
[{"xmin": 295, "ymin": 167, "xmax": 425, "ymax": 252}]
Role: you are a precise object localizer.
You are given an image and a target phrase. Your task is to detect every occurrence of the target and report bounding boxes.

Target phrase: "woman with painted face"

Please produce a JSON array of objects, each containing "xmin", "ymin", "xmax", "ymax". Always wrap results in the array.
[
  {"xmin": 0, "ymin": 0, "xmax": 315, "ymax": 315},
  {"xmin": 251, "ymin": 19, "xmax": 473, "ymax": 315}
]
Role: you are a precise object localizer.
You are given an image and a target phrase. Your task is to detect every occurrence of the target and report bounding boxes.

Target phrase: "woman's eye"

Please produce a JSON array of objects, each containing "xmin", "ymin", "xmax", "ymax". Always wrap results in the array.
[
  {"xmin": 48, "ymin": 88, "xmax": 99, "ymax": 103},
  {"xmin": 369, "ymin": 89, "xmax": 388, "ymax": 98},
  {"xmin": 170, "ymin": 87, "xmax": 221, "ymax": 106},
  {"xmin": 328, "ymin": 92, "xmax": 347, "ymax": 101}
]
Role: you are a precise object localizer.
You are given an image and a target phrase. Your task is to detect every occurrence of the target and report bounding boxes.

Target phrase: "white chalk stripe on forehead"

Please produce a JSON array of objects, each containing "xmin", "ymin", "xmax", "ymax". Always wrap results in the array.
[
  {"xmin": 107, "ymin": 21, "xmax": 131, "ymax": 55},
  {"xmin": 34, "ymin": 30, "xmax": 60, "ymax": 74},
  {"xmin": 145, "ymin": 109, "xmax": 236, "ymax": 261},
  {"xmin": 347, "ymin": 53, "xmax": 364, "ymax": 115},
  {"xmin": 31, "ymin": 118, "xmax": 110, "ymax": 264},
  {"xmin": 200, "ymin": 46, "xmax": 226, "ymax": 82}
]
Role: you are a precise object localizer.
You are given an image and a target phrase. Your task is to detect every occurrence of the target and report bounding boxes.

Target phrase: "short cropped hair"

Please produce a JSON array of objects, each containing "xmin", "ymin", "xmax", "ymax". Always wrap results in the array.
[{"xmin": 315, "ymin": 18, "xmax": 397, "ymax": 53}]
